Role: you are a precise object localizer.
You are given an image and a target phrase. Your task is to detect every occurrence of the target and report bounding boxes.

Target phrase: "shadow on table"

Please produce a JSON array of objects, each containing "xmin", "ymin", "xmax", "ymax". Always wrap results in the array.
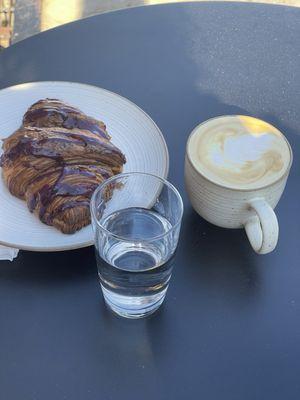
[
  {"xmin": 0, "ymin": 246, "xmax": 96, "ymax": 285},
  {"xmin": 179, "ymin": 208, "xmax": 260, "ymax": 303},
  {"xmin": 93, "ymin": 296, "xmax": 169, "ymax": 385}
]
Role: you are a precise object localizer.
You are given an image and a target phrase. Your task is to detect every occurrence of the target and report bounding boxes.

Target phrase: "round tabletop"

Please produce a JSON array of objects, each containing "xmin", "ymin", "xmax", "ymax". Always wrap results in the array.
[{"xmin": 0, "ymin": 2, "xmax": 300, "ymax": 399}]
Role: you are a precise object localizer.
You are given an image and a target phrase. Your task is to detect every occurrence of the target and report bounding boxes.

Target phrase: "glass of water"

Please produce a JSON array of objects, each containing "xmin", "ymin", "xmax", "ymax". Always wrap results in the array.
[{"xmin": 90, "ymin": 172, "xmax": 183, "ymax": 319}]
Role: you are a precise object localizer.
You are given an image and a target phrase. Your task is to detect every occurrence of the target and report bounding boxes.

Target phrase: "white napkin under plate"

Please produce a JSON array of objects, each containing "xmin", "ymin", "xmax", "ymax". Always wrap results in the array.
[{"xmin": 0, "ymin": 244, "xmax": 19, "ymax": 261}]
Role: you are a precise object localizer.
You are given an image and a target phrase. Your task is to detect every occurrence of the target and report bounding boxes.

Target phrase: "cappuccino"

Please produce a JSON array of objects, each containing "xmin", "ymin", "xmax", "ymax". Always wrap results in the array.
[{"xmin": 187, "ymin": 115, "xmax": 291, "ymax": 190}]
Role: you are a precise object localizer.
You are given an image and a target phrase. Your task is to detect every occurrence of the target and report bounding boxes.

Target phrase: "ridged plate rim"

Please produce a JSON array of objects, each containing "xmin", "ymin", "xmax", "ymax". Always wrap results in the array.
[{"xmin": 0, "ymin": 81, "xmax": 169, "ymax": 251}]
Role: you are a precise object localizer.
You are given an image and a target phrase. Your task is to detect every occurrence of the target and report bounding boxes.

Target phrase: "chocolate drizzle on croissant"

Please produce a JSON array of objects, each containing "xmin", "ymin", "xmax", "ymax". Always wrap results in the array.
[
  {"xmin": 0, "ymin": 99, "xmax": 126, "ymax": 234},
  {"xmin": 23, "ymin": 98, "xmax": 110, "ymax": 140}
]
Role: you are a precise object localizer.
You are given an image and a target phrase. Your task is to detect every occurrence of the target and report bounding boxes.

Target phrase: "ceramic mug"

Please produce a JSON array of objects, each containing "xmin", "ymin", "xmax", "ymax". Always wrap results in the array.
[{"xmin": 185, "ymin": 115, "xmax": 293, "ymax": 254}]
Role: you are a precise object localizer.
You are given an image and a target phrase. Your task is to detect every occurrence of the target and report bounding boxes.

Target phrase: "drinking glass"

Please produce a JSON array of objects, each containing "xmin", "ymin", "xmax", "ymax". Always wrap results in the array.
[{"xmin": 90, "ymin": 172, "xmax": 183, "ymax": 318}]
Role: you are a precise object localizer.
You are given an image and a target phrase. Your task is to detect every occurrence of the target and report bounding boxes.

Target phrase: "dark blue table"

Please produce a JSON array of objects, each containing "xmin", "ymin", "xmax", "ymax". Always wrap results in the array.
[{"xmin": 0, "ymin": 3, "xmax": 300, "ymax": 399}]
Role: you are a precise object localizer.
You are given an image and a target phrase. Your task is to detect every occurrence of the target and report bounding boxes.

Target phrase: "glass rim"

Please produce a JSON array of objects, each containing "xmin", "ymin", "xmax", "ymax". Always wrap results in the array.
[{"xmin": 90, "ymin": 172, "xmax": 184, "ymax": 242}]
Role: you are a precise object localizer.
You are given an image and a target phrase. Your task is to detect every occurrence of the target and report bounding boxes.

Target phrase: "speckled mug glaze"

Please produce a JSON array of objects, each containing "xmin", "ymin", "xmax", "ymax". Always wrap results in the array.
[{"xmin": 185, "ymin": 116, "xmax": 293, "ymax": 254}]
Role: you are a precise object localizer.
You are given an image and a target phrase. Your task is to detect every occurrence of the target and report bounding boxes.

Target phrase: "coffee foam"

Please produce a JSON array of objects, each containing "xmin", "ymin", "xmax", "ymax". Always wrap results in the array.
[{"xmin": 187, "ymin": 116, "xmax": 291, "ymax": 190}]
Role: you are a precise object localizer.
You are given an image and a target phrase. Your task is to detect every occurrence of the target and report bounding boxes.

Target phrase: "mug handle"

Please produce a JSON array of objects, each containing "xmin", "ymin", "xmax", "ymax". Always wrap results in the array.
[{"xmin": 244, "ymin": 198, "xmax": 279, "ymax": 254}]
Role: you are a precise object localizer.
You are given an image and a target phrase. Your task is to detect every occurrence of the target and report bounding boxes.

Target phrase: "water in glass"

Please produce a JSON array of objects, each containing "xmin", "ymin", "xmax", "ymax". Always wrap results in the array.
[
  {"xmin": 91, "ymin": 172, "xmax": 183, "ymax": 318},
  {"xmin": 96, "ymin": 207, "xmax": 175, "ymax": 318}
]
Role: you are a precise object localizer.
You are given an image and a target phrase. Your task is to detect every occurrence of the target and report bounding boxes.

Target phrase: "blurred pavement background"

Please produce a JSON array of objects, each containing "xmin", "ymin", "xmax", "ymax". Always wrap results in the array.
[{"xmin": 1, "ymin": 0, "xmax": 300, "ymax": 49}]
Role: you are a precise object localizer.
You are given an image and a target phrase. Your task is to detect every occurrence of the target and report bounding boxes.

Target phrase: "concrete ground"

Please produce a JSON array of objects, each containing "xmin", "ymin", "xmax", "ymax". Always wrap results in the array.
[{"xmin": 12, "ymin": 0, "xmax": 300, "ymax": 44}]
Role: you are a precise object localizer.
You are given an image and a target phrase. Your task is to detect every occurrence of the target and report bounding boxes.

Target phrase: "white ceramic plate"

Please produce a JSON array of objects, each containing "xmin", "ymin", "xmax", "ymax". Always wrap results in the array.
[{"xmin": 0, "ymin": 81, "xmax": 169, "ymax": 251}]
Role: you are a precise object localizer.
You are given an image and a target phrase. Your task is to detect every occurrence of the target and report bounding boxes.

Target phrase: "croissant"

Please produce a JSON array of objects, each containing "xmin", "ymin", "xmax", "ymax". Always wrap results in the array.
[
  {"xmin": 23, "ymin": 98, "xmax": 110, "ymax": 140},
  {"xmin": 0, "ymin": 99, "xmax": 126, "ymax": 234}
]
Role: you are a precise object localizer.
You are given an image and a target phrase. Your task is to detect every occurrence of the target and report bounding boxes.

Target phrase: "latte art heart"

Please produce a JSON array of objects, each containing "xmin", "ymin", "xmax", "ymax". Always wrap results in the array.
[{"xmin": 188, "ymin": 116, "xmax": 291, "ymax": 190}]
